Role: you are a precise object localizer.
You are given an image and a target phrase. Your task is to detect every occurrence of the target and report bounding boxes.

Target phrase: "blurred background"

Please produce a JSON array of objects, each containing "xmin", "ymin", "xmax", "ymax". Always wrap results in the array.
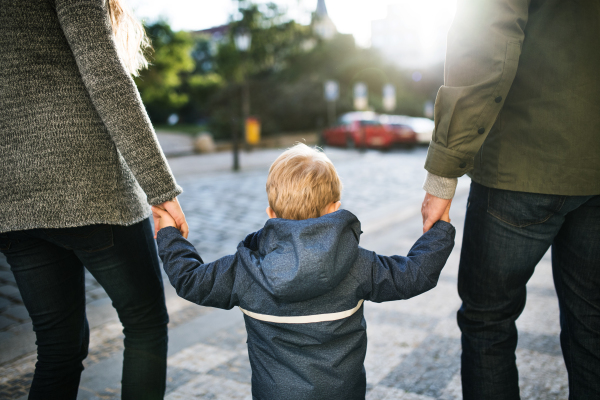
[{"xmin": 127, "ymin": 0, "xmax": 456, "ymax": 148}]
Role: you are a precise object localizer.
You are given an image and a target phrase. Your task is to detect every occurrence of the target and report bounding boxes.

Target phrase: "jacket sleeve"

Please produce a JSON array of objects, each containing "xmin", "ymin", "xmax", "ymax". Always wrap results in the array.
[
  {"xmin": 53, "ymin": 0, "xmax": 182, "ymax": 205},
  {"xmin": 366, "ymin": 221, "xmax": 455, "ymax": 303},
  {"xmin": 424, "ymin": 0, "xmax": 530, "ymax": 178},
  {"xmin": 157, "ymin": 227, "xmax": 241, "ymax": 309}
]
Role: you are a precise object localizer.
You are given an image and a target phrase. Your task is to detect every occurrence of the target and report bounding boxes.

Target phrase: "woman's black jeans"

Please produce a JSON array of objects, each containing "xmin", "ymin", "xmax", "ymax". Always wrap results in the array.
[
  {"xmin": 458, "ymin": 181, "xmax": 600, "ymax": 400},
  {"xmin": 0, "ymin": 218, "xmax": 168, "ymax": 400}
]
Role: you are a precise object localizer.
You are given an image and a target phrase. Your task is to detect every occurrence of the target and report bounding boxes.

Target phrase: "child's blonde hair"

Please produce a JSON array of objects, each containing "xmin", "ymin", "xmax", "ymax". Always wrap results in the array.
[{"xmin": 266, "ymin": 144, "xmax": 342, "ymax": 220}]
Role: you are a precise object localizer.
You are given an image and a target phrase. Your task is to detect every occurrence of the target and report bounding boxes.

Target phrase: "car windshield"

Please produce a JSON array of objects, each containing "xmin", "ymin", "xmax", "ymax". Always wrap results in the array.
[{"xmin": 360, "ymin": 120, "xmax": 381, "ymax": 126}]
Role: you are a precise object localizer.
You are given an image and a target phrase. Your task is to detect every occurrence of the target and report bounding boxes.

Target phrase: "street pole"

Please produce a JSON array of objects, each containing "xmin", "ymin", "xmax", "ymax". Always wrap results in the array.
[
  {"xmin": 232, "ymin": 77, "xmax": 248, "ymax": 172},
  {"xmin": 327, "ymin": 99, "xmax": 336, "ymax": 128},
  {"xmin": 233, "ymin": 30, "xmax": 252, "ymax": 171},
  {"xmin": 242, "ymin": 79, "xmax": 250, "ymax": 148},
  {"xmin": 242, "ymin": 80, "xmax": 250, "ymax": 123}
]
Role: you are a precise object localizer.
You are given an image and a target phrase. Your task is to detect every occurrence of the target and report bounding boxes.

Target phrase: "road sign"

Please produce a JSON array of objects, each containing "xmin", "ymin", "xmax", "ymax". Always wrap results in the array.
[
  {"xmin": 324, "ymin": 80, "xmax": 339, "ymax": 102},
  {"xmin": 354, "ymin": 82, "xmax": 368, "ymax": 110},
  {"xmin": 383, "ymin": 84, "xmax": 396, "ymax": 112}
]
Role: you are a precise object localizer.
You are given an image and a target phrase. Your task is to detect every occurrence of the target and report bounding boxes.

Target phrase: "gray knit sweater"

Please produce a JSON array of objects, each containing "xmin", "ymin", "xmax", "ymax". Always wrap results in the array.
[{"xmin": 0, "ymin": 0, "xmax": 182, "ymax": 233}]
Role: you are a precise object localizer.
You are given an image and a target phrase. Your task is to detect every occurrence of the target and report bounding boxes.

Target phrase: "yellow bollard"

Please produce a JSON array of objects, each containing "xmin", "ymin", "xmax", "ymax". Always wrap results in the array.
[{"xmin": 245, "ymin": 117, "xmax": 260, "ymax": 145}]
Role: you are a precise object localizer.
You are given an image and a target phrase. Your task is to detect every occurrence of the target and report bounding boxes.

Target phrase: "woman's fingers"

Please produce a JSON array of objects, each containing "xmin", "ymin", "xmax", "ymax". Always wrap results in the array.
[{"xmin": 162, "ymin": 198, "xmax": 190, "ymax": 239}]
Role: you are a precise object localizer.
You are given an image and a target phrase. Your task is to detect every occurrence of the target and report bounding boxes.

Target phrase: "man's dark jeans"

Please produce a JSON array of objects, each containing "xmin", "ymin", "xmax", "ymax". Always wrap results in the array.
[
  {"xmin": 0, "ymin": 218, "xmax": 168, "ymax": 400},
  {"xmin": 458, "ymin": 181, "xmax": 600, "ymax": 400}
]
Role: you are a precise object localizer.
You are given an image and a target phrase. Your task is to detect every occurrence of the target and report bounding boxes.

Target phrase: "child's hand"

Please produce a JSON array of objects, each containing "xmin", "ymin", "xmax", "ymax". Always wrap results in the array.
[
  {"xmin": 439, "ymin": 200, "xmax": 452, "ymax": 224},
  {"xmin": 151, "ymin": 206, "xmax": 178, "ymax": 233}
]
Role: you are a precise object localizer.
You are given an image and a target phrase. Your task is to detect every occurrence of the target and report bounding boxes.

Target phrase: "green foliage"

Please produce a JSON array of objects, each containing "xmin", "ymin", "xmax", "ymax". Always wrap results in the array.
[
  {"xmin": 136, "ymin": 2, "xmax": 444, "ymax": 138},
  {"xmin": 135, "ymin": 21, "xmax": 195, "ymax": 123}
]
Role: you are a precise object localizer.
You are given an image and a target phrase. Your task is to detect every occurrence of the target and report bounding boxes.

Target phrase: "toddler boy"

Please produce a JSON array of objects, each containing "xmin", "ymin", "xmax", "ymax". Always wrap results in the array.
[{"xmin": 153, "ymin": 143, "xmax": 455, "ymax": 400}]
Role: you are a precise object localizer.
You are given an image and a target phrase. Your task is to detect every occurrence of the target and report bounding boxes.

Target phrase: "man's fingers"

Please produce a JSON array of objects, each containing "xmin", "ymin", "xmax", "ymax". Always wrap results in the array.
[
  {"xmin": 180, "ymin": 222, "xmax": 190, "ymax": 239},
  {"xmin": 421, "ymin": 192, "xmax": 452, "ymax": 232},
  {"xmin": 423, "ymin": 218, "xmax": 435, "ymax": 233},
  {"xmin": 445, "ymin": 200, "xmax": 453, "ymax": 213}
]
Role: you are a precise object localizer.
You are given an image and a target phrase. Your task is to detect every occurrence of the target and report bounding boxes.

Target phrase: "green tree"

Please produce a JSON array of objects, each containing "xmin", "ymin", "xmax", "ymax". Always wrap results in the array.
[
  {"xmin": 134, "ymin": 2, "xmax": 444, "ymax": 138},
  {"xmin": 135, "ymin": 21, "xmax": 195, "ymax": 123}
]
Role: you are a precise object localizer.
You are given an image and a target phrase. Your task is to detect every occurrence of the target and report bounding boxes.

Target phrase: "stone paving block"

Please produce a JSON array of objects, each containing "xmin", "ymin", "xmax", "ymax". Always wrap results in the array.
[
  {"xmin": 0, "ymin": 322, "xmax": 36, "ymax": 365},
  {"xmin": 207, "ymin": 352, "xmax": 252, "ymax": 384},
  {"xmin": 366, "ymin": 386, "xmax": 436, "ymax": 400},
  {"xmin": 364, "ymin": 324, "xmax": 426, "ymax": 385},
  {"xmin": 365, "ymin": 305, "xmax": 439, "ymax": 331},
  {"xmin": 516, "ymin": 348, "xmax": 568, "ymax": 399},
  {"xmin": 0, "ymin": 368, "xmax": 34, "ymax": 400},
  {"xmin": 165, "ymin": 374, "xmax": 252, "ymax": 400},
  {"xmin": 2, "ymin": 305, "xmax": 30, "ymax": 322},
  {"xmin": 77, "ymin": 386, "xmax": 120, "ymax": 400},
  {"xmin": 379, "ymin": 334, "xmax": 461, "ymax": 398},
  {"xmin": 0, "ymin": 296, "xmax": 11, "ymax": 311},
  {"xmin": 517, "ymin": 331, "xmax": 562, "ymax": 356},
  {"xmin": 431, "ymin": 316, "xmax": 462, "ymax": 340},
  {"xmin": 516, "ymin": 292, "xmax": 561, "ymax": 336},
  {"xmin": 77, "ymin": 353, "xmax": 123, "ymax": 399},
  {"xmin": 199, "ymin": 323, "xmax": 248, "ymax": 352},
  {"xmin": 386, "ymin": 280, "xmax": 460, "ymax": 319},
  {"xmin": 0, "ymin": 315, "xmax": 16, "ymax": 330},
  {"xmin": 0, "ymin": 270, "xmax": 16, "ymax": 284},
  {"xmin": 0, "ymin": 384, "xmax": 29, "ymax": 400},
  {"xmin": 168, "ymin": 343, "xmax": 238, "ymax": 374},
  {"xmin": 437, "ymin": 373, "xmax": 462, "ymax": 400},
  {"xmin": 0, "ymin": 285, "xmax": 22, "ymax": 302},
  {"xmin": 85, "ymin": 287, "xmax": 108, "ymax": 303},
  {"xmin": 165, "ymin": 366, "xmax": 197, "ymax": 395},
  {"xmin": 0, "ymin": 253, "xmax": 10, "ymax": 269}
]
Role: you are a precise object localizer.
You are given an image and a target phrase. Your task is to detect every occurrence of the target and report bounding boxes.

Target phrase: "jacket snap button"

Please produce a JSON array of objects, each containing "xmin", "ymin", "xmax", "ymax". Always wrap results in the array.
[
  {"xmin": 459, "ymin": 162, "xmax": 467, "ymax": 168},
  {"xmin": 495, "ymin": 96, "xmax": 502, "ymax": 103},
  {"xmin": 478, "ymin": 127, "xmax": 485, "ymax": 134}
]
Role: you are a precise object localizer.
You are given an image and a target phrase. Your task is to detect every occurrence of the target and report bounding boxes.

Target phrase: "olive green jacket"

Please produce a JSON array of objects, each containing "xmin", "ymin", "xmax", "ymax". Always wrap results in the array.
[{"xmin": 425, "ymin": 0, "xmax": 600, "ymax": 196}]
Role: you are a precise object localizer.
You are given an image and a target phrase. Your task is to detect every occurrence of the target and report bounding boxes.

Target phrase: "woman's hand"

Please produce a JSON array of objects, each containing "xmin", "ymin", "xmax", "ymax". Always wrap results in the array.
[
  {"xmin": 153, "ymin": 198, "xmax": 189, "ymax": 239},
  {"xmin": 151, "ymin": 206, "xmax": 177, "ymax": 232}
]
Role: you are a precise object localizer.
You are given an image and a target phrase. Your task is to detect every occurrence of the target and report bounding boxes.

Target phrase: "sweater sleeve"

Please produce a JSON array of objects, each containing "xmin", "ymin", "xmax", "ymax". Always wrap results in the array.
[
  {"xmin": 53, "ymin": 0, "xmax": 182, "ymax": 205},
  {"xmin": 424, "ymin": 0, "xmax": 529, "ymax": 178},
  {"xmin": 366, "ymin": 221, "xmax": 455, "ymax": 303},
  {"xmin": 157, "ymin": 227, "xmax": 242, "ymax": 309}
]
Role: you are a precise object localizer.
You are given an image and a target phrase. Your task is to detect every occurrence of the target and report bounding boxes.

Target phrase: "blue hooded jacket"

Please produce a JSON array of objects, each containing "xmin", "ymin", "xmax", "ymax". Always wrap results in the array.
[{"xmin": 157, "ymin": 209, "xmax": 455, "ymax": 400}]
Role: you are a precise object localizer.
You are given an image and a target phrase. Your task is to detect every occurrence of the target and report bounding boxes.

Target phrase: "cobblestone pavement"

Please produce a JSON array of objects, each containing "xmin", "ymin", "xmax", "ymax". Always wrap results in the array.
[{"xmin": 0, "ymin": 147, "xmax": 568, "ymax": 399}]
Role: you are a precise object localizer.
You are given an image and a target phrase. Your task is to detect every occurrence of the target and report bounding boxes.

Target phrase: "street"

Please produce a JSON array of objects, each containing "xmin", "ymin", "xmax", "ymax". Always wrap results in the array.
[{"xmin": 0, "ymin": 147, "xmax": 568, "ymax": 399}]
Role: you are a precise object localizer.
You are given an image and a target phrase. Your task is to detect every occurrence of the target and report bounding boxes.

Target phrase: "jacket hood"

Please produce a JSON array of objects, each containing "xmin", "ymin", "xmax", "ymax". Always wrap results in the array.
[{"xmin": 238, "ymin": 209, "xmax": 361, "ymax": 303}]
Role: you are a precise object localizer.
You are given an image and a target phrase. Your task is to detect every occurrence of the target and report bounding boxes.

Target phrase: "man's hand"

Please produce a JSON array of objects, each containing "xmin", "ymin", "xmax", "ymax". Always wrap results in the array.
[
  {"xmin": 153, "ymin": 197, "xmax": 189, "ymax": 239},
  {"xmin": 421, "ymin": 192, "xmax": 452, "ymax": 233}
]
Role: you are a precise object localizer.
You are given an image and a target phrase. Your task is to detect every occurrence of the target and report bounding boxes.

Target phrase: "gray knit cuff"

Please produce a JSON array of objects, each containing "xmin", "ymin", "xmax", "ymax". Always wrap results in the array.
[
  {"xmin": 147, "ymin": 185, "xmax": 184, "ymax": 206},
  {"xmin": 423, "ymin": 172, "xmax": 458, "ymax": 200}
]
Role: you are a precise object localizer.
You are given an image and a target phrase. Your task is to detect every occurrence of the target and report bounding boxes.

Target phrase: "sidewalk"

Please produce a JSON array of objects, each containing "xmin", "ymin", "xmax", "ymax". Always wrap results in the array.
[{"xmin": 0, "ymin": 147, "xmax": 568, "ymax": 399}]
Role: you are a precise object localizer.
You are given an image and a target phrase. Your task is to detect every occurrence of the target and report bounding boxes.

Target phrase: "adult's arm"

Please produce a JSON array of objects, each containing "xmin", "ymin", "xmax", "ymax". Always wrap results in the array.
[
  {"xmin": 53, "ymin": 0, "xmax": 183, "ymax": 206},
  {"xmin": 421, "ymin": 0, "xmax": 530, "ymax": 231}
]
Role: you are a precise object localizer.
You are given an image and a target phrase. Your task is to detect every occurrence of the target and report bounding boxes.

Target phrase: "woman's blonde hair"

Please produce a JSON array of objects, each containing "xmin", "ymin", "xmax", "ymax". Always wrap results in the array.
[
  {"xmin": 106, "ymin": 0, "xmax": 150, "ymax": 76},
  {"xmin": 266, "ymin": 144, "xmax": 342, "ymax": 220}
]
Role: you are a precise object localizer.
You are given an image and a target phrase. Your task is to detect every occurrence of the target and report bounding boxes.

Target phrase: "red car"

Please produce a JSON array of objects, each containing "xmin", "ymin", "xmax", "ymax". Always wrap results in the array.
[
  {"xmin": 323, "ymin": 112, "xmax": 416, "ymax": 149},
  {"xmin": 380, "ymin": 114, "xmax": 431, "ymax": 144}
]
